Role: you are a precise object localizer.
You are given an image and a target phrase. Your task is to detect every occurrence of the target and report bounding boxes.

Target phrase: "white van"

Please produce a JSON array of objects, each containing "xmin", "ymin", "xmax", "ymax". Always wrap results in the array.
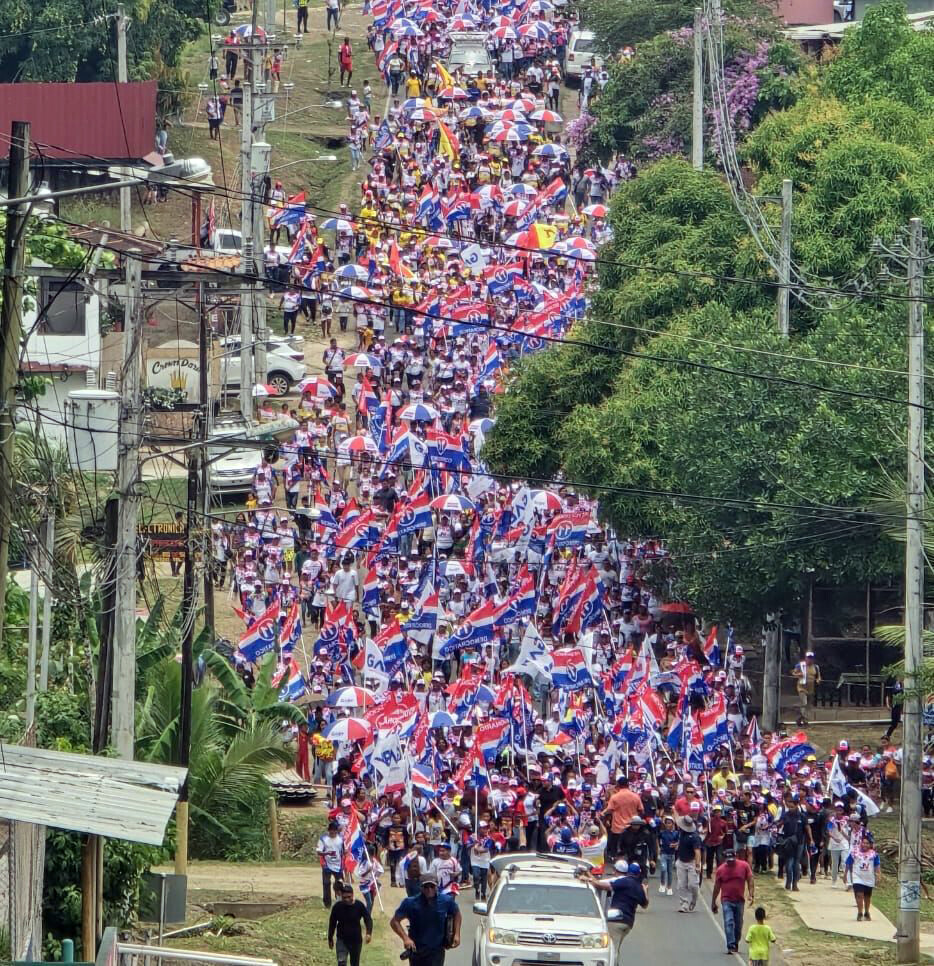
[{"xmin": 565, "ymin": 29, "xmax": 604, "ymax": 81}]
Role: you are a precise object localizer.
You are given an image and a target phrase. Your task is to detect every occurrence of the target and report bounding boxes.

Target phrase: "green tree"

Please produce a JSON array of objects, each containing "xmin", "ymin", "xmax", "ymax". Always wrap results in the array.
[
  {"xmin": 579, "ymin": 0, "xmax": 766, "ymax": 54},
  {"xmin": 823, "ymin": 0, "xmax": 934, "ymax": 110},
  {"xmin": 577, "ymin": 0, "xmax": 800, "ymax": 162},
  {"xmin": 0, "ymin": 0, "xmax": 206, "ymax": 86},
  {"xmin": 136, "ymin": 656, "xmax": 294, "ymax": 860}
]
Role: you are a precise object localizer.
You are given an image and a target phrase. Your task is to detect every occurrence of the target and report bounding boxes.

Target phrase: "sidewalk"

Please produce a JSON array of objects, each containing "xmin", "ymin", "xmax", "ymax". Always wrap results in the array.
[{"xmin": 786, "ymin": 875, "xmax": 934, "ymax": 954}]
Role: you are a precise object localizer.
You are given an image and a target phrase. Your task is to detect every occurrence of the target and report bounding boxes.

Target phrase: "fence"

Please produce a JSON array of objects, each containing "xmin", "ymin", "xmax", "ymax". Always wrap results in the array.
[{"xmin": 96, "ymin": 934, "xmax": 278, "ymax": 966}]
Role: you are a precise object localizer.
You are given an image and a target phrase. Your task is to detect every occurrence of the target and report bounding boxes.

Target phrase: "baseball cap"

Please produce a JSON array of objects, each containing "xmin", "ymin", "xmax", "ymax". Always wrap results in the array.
[
  {"xmin": 628, "ymin": 863, "xmax": 641, "ymax": 875},
  {"xmin": 613, "ymin": 860, "xmax": 628, "ymax": 873}
]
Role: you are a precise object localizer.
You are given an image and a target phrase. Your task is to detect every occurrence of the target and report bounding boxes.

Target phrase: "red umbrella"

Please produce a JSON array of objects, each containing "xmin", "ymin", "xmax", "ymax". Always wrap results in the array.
[{"xmin": 661, "ymin": 601, "xmax": 694, "ymax": 615}]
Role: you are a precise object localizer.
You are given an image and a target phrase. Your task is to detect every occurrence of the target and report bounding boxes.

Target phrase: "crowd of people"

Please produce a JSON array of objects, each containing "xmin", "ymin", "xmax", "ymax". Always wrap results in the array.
[{"xmin": 191, "ymin": 0, "xmax": 922, "ymax": 962}]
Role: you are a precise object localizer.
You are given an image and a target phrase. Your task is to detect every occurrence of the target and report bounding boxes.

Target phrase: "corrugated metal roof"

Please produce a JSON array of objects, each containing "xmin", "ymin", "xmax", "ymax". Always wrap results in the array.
[
  {"xmin": 0, "ymin": 82, "xmax": 156, "ymax": 160},
  {"xmin": 0, "ymin": 744, "xmax": 186, "ymax": 845}
]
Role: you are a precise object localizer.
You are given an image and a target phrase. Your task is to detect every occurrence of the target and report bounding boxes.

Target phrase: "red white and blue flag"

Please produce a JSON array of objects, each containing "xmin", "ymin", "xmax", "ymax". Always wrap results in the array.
[
  {"xmin": 550, "ymin": 647, "xmax": 593, "ymax": 691},
  {"xmin": 237, "ymin": 601, "xmax": 280, "ymax": 663}
]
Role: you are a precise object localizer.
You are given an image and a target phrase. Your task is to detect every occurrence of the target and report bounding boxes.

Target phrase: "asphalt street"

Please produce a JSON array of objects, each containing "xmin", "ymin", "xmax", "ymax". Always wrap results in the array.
[{"xmin": 448, "ymin": 876, "xmax": 744, "ymax": 966}]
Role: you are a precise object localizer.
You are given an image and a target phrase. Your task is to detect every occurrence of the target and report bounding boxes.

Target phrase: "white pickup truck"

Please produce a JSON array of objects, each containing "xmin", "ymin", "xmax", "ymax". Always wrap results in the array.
[{"xmin": 472, "ymin": 854, "xmax": 622, "ymax": 966}]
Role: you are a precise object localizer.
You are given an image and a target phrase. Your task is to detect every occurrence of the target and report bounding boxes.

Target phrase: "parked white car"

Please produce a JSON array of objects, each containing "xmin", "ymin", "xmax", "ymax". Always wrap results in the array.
[
  {"xmin": 472, "ymin": 854, "xmax": 620, "ymax": 966},
  {"xmin": 564, "ymin": 30, "xmax": 603, "ymax": 81},
  {"xmin": 218, "ymin": 335, "xmax": 307, "ymax": 396}
]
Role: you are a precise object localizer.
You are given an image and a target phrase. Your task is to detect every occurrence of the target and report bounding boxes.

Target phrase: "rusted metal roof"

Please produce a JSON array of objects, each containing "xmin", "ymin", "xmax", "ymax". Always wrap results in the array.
[
  {"xmin": 0, "ymin": 744, "xmax": 185, "ymax": 845},
  {"xmin": 68, "ymin": 224, "xmax": 165, "ymax": 256},
  {"xmin": 0, "ymin": 82, "xmax": 157, "ymax": 160},
  {"xmin": 181, "ymin": 254, "xmax": 241, "ymax": 272}
]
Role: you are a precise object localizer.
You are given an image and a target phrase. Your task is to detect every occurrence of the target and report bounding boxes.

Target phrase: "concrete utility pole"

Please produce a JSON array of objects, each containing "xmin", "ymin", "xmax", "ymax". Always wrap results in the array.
[
  {"xmin": 0, "ymin": 121, "xmax": 30, "ymax": 643},
  {"xmin": 116, "ymin": 5, "xmax": 132, "ymax": 234},
  {"xmin": 239, "ymin": 83, "xmax": 256, "ymax": 421},
  {"xmin": 39, "ymin": 513, "xmax": 55, "ymax": 690},
  {"xmin": 692, "ymin": 7, "xmax": 704, "ymax": 171},
  {"xmin": 897, "ymin": 216, "xmax": 924, "ymax": 964},
  {"xmin": 777, "ymin": 179, "xmax": 793, "ymax": 338},
  {"xmin": 112, "ymin": 250, "xmax": 144, "ymax": 760},
  {"xmin": 25, "ymin": 540, "xmax": 38, "ymax": 730},
  {"xmin": 761, "ymin": 616, "xmax": 781, "ymax": 733},
  {"xmin": 175, "ymin": 441, "xmax": 198, "ymax": 876}
]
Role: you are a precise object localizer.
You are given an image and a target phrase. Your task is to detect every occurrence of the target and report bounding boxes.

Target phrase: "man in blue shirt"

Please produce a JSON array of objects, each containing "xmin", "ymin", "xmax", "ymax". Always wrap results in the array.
[
  {"xmin": 390, "ymin": 873, "xmax": 462, "ymax": 966},
  {"xmin": 583, "ymin": 861, "xmax": 648, "ymax": 956}
]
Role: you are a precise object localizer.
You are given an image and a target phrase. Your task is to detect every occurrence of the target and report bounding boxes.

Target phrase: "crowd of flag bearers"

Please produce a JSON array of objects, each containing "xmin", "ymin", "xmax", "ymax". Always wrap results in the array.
[{"xmin": 199, "ymin": 0, "xmax": 912, "ymax": 958}]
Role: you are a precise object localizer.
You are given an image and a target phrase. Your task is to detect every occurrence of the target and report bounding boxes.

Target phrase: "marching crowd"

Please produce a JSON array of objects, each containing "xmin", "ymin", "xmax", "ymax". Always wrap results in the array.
[{"xmin": 194, "ymin": 0, "xmax": 924, "ymax": 962}]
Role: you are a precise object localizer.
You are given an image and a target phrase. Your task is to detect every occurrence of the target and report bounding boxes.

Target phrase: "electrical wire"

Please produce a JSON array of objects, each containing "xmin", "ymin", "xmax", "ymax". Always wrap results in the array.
[
  {"xmin": 19, "ymin": 132, "xmax": 934, "ymax": 310},
  {"xmin": 24, "ymin": 218, "xmax": 932, "ymax": 415}
]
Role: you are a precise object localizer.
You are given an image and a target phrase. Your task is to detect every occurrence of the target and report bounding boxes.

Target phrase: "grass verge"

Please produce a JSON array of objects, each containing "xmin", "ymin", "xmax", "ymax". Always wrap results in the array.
[{"xmin": 170, "ymin": 896, "xmax": 399, "ymax": 966}]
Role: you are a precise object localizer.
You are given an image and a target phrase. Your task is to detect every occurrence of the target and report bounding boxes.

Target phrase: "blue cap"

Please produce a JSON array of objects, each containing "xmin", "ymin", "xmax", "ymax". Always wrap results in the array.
[
  {"xmin": 560, "ymin": 827, "xmax": 573, "ymax": 842},
  {"xmin": 628, "ymin": 863, "xmax": 641, "ymax": 875}
]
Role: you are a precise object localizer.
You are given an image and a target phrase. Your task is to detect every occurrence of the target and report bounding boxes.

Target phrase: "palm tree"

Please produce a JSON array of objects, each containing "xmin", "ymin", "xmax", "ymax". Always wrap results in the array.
[
  {"xmin": 136, "ymin": 656, "xmax": 295, "ymax": 858},
  {"xmin": 201, "ymin": 649, "xmax": 306, "ymax": 733}
]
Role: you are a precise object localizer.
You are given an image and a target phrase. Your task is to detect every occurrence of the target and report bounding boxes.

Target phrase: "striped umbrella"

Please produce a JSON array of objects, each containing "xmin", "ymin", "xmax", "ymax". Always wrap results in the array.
[
  {"xmin": 339, "ymin": 435, "xmax": 380, "ymax": 457},
  {"xmin": 297, "ymin": 376, "xmax": 337, "ymax": 398},
  {"xmin": 430, "ymin": 494, "xmax": 476, "ymax": 514},
  {"xmin": 530, "ymin": 109, "xmax": 563, "ymax": 123}
]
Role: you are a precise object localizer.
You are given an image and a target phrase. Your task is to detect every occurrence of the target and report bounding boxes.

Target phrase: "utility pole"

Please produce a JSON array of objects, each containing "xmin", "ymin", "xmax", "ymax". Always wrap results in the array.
[
  {"xmin": 0, "ymin": 121, "xmax": 30, "ymax": 643},
  {"xmin": 176, "ymin": 440, "xmax": 198, "ymax": 876},
  {"xmin": 112, "ymin": 250, "xmax": 143, "ymax": 760},
  {"xmin": 777, "ymin": 178, "xmax": 792, "ymax": 338},
  {"xmin": 116, "ymin": 6, "xmax": 132, "ymax": 234},
  {"xmin": 239, "ymin": 83, "xmax": 256, "ymax": 422},
  {"xmin": 761, "ymin": 615, "xmax": 781, "ymax": 733},
  {"xmin": 39, "ymin": 513, "xmax": 55, "ymax": 691},
  {"xmin": 897, "ymin": 216, "xmax": 924, "ymax": 965},
  {"xmin": 198, "ymin": 284, "xmax": 215, "ymax": 635},
  {"xmin": 25, "ymin": 538, "xmax": 38, "ymax": 731},
  {"xmin": 692, "ymin": 7, "xmax": 704, "ymax": 171}
]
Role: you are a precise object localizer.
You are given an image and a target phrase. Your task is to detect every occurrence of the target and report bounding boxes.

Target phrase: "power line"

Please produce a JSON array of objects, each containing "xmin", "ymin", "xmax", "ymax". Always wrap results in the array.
[{"xmin": 22, "ymin": 214, "xmax": 928, "ymax": 415}]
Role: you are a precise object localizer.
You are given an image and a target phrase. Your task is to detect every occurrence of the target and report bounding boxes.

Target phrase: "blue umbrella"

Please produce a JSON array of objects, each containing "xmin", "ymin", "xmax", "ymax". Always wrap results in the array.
[{"xmin": 429, "ymin": 710, "xmax": 459, "ymax": 729}]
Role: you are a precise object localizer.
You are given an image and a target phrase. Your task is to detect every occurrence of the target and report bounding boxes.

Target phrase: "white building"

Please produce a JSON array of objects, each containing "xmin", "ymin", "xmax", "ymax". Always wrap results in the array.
[{"xmin": 20, "ymin": 265, "xmax": 103, "ymax": 445}]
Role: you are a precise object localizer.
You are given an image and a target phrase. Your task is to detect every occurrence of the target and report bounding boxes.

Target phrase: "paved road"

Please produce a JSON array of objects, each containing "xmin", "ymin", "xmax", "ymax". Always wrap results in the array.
[{"xmin": 448, "ymin": 876, "xmax": 744, "ymax": 966}]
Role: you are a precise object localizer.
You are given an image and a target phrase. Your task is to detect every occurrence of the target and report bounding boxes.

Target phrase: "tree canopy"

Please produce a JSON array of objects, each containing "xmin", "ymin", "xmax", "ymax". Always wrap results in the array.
[
  {"xmin": 579, "ymin": 0, "xmax": 801, "ymax": 163},
  {"xmin": 0, "ymin": 0, "xmax": 206, "ymax": 84},
  {"xmin": 484, "ymin": 3, "xmax": 934, "ymax": 625}
]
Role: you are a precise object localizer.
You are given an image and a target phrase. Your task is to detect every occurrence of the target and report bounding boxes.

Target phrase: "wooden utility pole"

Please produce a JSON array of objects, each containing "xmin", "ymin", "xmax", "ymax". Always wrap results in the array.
[{"xmin": 0, "ymin": 120, "xmax": 30, "ymax": 642}]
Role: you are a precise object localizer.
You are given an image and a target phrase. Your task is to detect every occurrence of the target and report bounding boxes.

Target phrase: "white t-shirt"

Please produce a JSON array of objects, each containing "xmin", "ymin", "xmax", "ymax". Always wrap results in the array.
[
  {"xmin": 846, "ymin": 850, "xmax": 879, "ymax": 887},
  {"xmin": 317, "ymin": 833, "xmax": 344, "ymax": 873},
  {"xmin": 331, "ymin": 568, "xmax": 358, "ymax": 602}
]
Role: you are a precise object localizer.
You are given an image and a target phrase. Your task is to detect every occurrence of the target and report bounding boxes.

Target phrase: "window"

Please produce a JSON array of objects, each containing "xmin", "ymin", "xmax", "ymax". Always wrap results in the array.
[
  {"xmin": 573, "ymin": 38, "xmax": 595, "ymax": 53},
  {"xmin": 493, "ymin": 885, "xmax": 600, "ymax": 917},
  {"xmin": 38, "ymin": 280, "xmax": 86, "ymax": 336}
]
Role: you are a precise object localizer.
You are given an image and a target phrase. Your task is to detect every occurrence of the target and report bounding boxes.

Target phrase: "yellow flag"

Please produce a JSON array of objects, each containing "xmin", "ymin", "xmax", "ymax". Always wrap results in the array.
[
  {"xmin": 529, "ymin": 222, "xmax": 558, "ymax": 250},
  {"xmin": 435, "ymin": 60, "xmax": 456, "ymax": 90}
]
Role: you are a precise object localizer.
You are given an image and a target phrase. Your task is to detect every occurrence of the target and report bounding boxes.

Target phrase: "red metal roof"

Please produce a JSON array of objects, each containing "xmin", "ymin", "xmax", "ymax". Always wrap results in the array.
[{"xmin": 0, "ymin": 82, "xmax": 157, "ymax": 160}]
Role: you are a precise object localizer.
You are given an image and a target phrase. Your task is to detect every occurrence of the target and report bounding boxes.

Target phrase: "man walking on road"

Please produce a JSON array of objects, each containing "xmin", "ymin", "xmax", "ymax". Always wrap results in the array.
[
  {"xmin": 317, "ymin": 819, "xmax": 345, "ymax": 907},
  {"xmin": 674, "ymin": 815, "xmax": 703, "ymax": 913},
  {"xmin": 390, "ymin": 873, "xmax": 461, "ymax": 966},
  {"xmin": 582, "ymin": 861, "xmax": 648, "ymax": 956},
  {"xmin": 711, "ymin": 848, "xmax": 755, "ymax": 954},
  {"xmin": 329, "ymin": 884, "xmax": 373, "ymax": 966},
  {"xmin": 601, "ymin": 776, "xmax": 643, "ymax": 859}
]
